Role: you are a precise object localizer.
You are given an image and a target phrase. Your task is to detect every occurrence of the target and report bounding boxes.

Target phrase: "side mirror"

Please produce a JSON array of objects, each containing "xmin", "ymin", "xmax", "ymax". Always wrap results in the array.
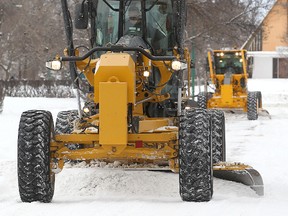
[{"xmin": 74, "ymin": 3, "xmax": 88, "ymax": 29}]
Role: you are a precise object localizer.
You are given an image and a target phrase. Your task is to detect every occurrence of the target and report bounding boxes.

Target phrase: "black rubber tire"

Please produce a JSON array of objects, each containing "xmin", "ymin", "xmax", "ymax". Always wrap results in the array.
[
  {"xmin": 197, "ymin": 92, "xmax": 208, "ymax": 109},
  {"xmin": 179, "ymin": 108, "xmax": 213, "ymax": 202},
  {"xmin": 255, "ymin": 91, "xmax": 262, "ymax": 108},
  {"xmin": 247, "ymin": 91, "xmax": 258, "ymax": 120},
  {"xmin": 55, "ymin": 110, "xmax": 80, "ymax": 150},
  {"xmin": 18, "ymin": 110, "xmax": 55, "ymax": 203},
  {"xmin": 55, "ymin": 110, "xmax": 78, "ymax": 134},
  {"xmin": 209, "ymin": 109, "xmax": 226, "ymax": 163}
]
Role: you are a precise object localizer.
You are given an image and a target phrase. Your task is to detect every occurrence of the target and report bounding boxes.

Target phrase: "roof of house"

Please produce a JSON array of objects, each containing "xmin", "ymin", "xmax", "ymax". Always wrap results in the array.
[{"xmin": 241, "ymin": 0, "xmax": 279, "ymax": 49}]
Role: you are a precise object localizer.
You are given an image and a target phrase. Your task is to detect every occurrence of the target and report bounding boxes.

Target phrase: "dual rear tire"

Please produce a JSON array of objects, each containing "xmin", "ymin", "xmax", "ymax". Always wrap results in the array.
[{"xmin": 179, "ymin": 108, "xmax": 226, "ymax": 202}]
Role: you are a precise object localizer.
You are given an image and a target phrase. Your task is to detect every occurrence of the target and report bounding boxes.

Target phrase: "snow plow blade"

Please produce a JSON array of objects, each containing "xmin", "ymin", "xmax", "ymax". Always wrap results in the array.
[
  {"xmin": 213, "ymin": 162, "xmax": 264, "ymax": 196},
  {"xmin": 259, "ymin": 108, "xmax": 271, "ymax": 119}
]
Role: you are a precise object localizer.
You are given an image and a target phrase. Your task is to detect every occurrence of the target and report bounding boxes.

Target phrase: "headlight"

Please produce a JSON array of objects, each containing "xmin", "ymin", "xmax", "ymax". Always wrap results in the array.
[
  {"xmin": 83, "ymin": 107, "xmax": 90, "ymax": 113},
  {"xmin": 171, "ymin": 60, "xmax": 182, "ymax": 71},
  {"xmin": 143, "ymin": 70, "xmax": 150, "ymax": 77},
  {"xmin": 45, "ymin": 60, "xmax": 62, "ymax": 71},
  {"xmin": 171, "ymin": 60, "xmax": 187, "ymax": 71}
]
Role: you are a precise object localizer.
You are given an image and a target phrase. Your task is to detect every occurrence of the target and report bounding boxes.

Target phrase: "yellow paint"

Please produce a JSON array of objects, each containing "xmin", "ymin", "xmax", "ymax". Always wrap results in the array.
[
  {"xmin": 54, "ymin": 144, "xmax": 176, "ymax": 161},
  {"xmin": 52, "ymin": 132, "xmax": 178, "ymax": 169},
  {"xmin": 99, "ymin": 81, "xmax": 127, "ymax": 153},
  {"xmin": 54, "ymin": 131, "xmax": 178, "ymax": 143},
  {"xmin": 221, "ymin": 85, "xmax": 233, "ymax": 105},
  {"xmin": 139, "ymin": 118, "xmax": 169, "ymax": 133},
  {"xmin": 94, "ymin": 53, "xmax": 135, "ymax": 104}
]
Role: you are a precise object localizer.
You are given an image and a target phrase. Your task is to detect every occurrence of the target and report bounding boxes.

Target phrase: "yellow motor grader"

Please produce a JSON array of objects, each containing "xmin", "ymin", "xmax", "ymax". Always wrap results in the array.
[
  {"xmin": 17, "ymin": 0, "xmax": 263, "ymax": 203},
  {"xmin": 200, "ymin": 49, "xmax": 265, "ymax": 120}
]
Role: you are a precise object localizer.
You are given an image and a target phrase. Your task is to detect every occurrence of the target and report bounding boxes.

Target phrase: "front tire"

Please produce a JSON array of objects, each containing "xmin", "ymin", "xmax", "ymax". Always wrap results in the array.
[
  {"xmin": 179, "ymin": 108, "xmax": 213, "ymax": 202},
  {"xmin": 18, "ymin": 110, "xmax": 55, "ymax": 203}
]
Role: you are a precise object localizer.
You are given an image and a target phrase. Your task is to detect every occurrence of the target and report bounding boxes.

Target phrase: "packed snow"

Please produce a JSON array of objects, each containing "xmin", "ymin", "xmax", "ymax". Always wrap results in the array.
[{"xmin": 1, "ymin": 79, "xmax": 288, "ymax": 216}]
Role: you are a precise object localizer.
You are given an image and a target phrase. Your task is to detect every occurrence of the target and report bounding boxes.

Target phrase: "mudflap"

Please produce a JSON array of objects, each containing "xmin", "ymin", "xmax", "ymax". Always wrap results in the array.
[{"xmin": 213, "ymin": 162, "xmax": 264, "ymax": 196}]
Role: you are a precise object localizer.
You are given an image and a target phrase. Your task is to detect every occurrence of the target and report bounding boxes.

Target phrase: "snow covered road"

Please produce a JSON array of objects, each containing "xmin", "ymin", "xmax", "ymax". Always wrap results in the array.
[{"xmin": 1, "ymin": 79, "xmax": 288, "ymax": 216}]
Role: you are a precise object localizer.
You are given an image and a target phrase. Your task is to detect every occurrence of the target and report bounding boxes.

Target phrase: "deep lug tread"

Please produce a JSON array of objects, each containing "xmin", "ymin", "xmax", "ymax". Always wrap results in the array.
[
  {"xmin": 55, "ymin": 110, "xmax": 80, "ymax": 150},
  {"xmin": 247, "ymin": 92, "xmax": 258, "ymax": 120},
  {"xmin": 55, "ymin": 110, "xmax": 78, "ymax": 134},
  {"xmin": 179, "ymin": 108, "xmax": 213, "ymax": 202},
  {"xmin": 18, "ymin": 110, "xmax": 55, "ymax": 203},
  {"xmin": 208, "ymin": 109, "xmax": 226, "ymax": 163},
  {"xmin": 197, "ymin": 92, "xmax": 208, "ymax": 109}
]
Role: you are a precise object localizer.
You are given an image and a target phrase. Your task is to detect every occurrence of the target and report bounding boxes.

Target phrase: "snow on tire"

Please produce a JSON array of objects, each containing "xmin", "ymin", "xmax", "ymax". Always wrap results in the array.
[
  {"xmin": 179, "ymin": 108, "xmax": 213, "ymax": 202},
  {"xmin": 17, "ymin": 110, "xmax": 55, "ymax": 203}
]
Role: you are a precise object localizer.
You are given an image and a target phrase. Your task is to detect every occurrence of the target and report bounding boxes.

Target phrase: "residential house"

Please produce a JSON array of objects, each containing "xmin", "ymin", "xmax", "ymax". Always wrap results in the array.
[{"xmin": 242, "ymin": 0, "xmax": 288, "ymax": 78}]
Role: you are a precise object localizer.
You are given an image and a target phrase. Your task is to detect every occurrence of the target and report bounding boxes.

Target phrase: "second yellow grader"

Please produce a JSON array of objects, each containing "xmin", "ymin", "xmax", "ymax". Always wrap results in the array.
[{"xmin": 200, "ymin": 49, "xmax": 265, "ymax": 120}]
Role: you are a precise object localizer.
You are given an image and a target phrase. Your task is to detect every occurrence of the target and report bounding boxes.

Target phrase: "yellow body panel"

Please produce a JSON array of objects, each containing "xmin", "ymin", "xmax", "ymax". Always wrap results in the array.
[
  {"xmin": 99, "ymin": 81, "xmax": 127, "ymax": 153},
  {"xmin": 52, "ymin": 132, "xmax": 178, "ymax": 165},
  {"xmin": 139, "ymin": 118, "xmax": 170, "ymax": 133},
  {"xmin": 94, "ymin": 53, "xmax": 135, "ymax": 104},
  {"xmin": 54, "ymin": 132, "xmax": 177, "ymax": 143},
  {"xmin": 221, "ymin": 85, "xmax": 233, "ymax": 105},
  {"xmin": 53, "ymin": 145, "xmax": 176, "ymax": 161}
]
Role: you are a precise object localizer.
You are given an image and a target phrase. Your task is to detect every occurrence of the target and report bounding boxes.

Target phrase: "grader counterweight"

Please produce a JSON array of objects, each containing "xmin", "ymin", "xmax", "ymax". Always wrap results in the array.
[{"xmin": 17, "ymin": 0, "xmax": 263, "ymax": 203}]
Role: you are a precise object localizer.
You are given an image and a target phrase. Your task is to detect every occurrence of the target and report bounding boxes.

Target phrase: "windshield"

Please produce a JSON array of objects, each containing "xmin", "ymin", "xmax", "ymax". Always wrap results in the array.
[
  {"xmin": 94, "ymin": 0, "xmax": 120, "ymax": 46},
  {"xmin": 146, "ymin": 0, "xmax": 174, "ymax": 55},
  {"xmin": 94, "ymin": 0, "xmax": 174, "ymax": 55},
  {"xmin": 214, "ymin": 52, "xmax": 244, "ymax": 75}
]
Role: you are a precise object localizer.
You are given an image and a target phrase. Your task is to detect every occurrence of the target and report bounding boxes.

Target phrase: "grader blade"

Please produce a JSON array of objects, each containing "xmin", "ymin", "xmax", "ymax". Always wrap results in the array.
[
  {"xmin": 259, "ymin": 108, "xmax": 271, "ymax": 119},
  {"xmin": 213, "ymin": 162, "xmax": 264, "ymax": 196}
]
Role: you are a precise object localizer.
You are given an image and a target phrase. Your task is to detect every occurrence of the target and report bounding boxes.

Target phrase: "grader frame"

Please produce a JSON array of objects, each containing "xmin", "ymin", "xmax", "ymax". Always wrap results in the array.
[{"xmin": 17, "ymin": 0, "xmax": 263, "ymax": 203}]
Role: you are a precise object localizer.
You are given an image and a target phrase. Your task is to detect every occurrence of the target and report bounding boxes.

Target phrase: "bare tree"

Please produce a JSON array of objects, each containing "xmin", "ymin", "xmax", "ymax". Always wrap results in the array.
[
  {"xmin": 0, "ymin": 0, "xmax": 274, "ymax": 80},
  {"xmin": 185, "ymin": 0, "xmax": 274, "ymax": 76},
  {"xmin": 0, "ymin": 1, "xmax": 68, "ymax": 80}
]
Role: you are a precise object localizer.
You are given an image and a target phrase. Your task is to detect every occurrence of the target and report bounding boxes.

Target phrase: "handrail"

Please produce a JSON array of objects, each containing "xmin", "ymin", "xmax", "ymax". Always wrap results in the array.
[{"xmin": 60, "ymin": 46, "xmax": 176, "ymax": 62}]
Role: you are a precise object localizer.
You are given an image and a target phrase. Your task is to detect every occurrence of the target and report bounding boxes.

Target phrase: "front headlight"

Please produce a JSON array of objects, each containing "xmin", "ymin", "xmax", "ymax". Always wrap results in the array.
[
  {"xmin": 143, "ymin": 70, "xmax": 150, "ymax": 77},
  {"xmin": 171, "ymin": 60, "xmax": 181, "ymax": 71},
  {"xmin": 171, "ymin": 60, "xmax": 187, "ymax": 71},
  {"xmin": 45, "ymin": 60, "xmax": 62, "ymax": 71}
]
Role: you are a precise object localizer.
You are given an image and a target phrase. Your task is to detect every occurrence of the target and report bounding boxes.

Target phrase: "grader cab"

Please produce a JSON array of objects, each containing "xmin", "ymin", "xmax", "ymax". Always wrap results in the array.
[
  {"xmin": 200, "ymin": 49, "xmax": 266, "ymax": 120},
  {"xmin": 17, "ymin": 0, "xmax": 263, "ymax": 203}
]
